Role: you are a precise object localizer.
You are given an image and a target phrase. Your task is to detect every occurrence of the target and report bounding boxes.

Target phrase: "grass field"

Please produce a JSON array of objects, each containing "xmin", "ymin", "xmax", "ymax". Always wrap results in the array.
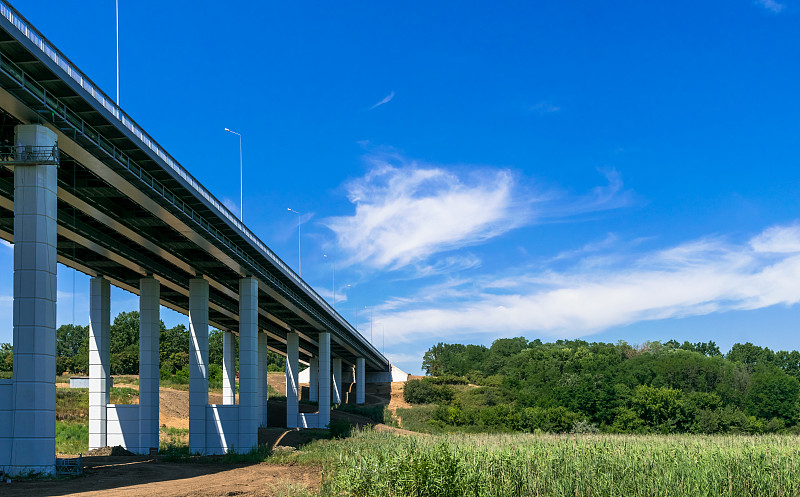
[{"xmin": 273, "ymin": 430, "xmax": 800, "ymax": 497}]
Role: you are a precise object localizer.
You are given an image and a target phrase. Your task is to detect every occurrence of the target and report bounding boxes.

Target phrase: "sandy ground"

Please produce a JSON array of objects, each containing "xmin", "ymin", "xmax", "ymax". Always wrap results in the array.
[{"xmin": 1, "ymin": 457, "xmax": 320, "ymax": 497}]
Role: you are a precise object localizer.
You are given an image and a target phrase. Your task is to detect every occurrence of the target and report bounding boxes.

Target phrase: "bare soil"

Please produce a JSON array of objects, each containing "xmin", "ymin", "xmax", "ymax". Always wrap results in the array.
[
  {"xmin": 1, "ymin": 457, "xmax": 320, "ymax": 497},
  {"xmin": 33, "ymin": 373, "xmax": 414, "ymax": 495}
]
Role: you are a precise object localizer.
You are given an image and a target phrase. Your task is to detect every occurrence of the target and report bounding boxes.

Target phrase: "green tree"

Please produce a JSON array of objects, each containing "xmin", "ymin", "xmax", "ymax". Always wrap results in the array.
[
  {"xmin": 631, "ymin": 385, "xmax": 685, "ymax": 432},
  {"xmin": 0, "ymin": 343, "xmax": 12, "ymax": 372},
  {"xmin": 56, "ymin": 324, "xmax": 89, "ymax": 374},
  {"xmin": 746, "ymin": 364, "xmax": 800, "ymax": 421}
]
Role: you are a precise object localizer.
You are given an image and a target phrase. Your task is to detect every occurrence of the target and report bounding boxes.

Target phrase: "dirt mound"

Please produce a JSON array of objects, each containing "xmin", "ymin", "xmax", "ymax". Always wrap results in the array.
[{"xmin": 86, "ymin": 445, "xmax": 136, "ymax": 457}]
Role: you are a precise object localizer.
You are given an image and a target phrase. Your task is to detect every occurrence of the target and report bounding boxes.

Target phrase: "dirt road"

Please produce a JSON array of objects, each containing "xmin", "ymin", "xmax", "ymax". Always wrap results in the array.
[{"xmin": 2, "ymin": 457, "xmax": 320, "ymax": 497}]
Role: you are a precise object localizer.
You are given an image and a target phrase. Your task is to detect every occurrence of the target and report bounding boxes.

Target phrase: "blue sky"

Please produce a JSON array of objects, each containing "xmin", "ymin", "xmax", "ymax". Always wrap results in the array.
[{"xmin": 2, "ymin": 0, "xmax": 800, "ymax": 374}]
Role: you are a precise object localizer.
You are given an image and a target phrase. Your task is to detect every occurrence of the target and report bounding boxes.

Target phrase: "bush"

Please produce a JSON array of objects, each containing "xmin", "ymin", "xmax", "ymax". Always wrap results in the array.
[
  {"xmin": 520, "ymin": 406, "xmax": 581, "ymax": 433},
  {"xmin": 404, "ymin": 379, "xmax": 455, "ymax": 404},
  {"xmin": 426, "ymin": 375, "xmax": 469, "ymax": 385},
  {"xmin": 328, "ymin": 418, "xmax": 352, "ymax": 438}
]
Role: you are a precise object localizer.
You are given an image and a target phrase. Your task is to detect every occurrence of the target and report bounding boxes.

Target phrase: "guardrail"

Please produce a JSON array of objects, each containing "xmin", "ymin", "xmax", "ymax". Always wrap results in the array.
[
  {"xmin": 0, "ymin": 144, "xmax": 58, "ymax": 164},
  {"xmin": 0, "ymin": 0, "xmax": 385, "ymax": 363}
]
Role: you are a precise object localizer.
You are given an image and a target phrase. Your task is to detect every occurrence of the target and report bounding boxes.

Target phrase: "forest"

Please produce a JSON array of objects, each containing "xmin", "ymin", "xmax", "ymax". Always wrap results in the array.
[{"xmin": 404, "ymin": 338, "xmax": 800, "ymax": 434}]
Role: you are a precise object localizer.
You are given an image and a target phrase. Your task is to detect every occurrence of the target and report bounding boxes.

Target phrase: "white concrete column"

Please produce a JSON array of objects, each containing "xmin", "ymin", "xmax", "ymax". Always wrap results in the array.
[
  {"xmin": 318, "ymin": 333, "xmax": 331, "ymax": 428},
  {"xmin": 188, "ymin": 278, "xmax": 209, "ymax": 454},
  {"xmin": 138, "ymin": 277, "xmax": 160, "ymax": 454},
  {"xmin": 10, "ymin": 124, "xmax": 58, "ymax": 475},
  {"xmin": 356, "ymin": 357, "xmax": 366, "ymax": 405},
  {"xmin": 89, "ymin": 276, "xmax": 111, "ymax": 450},
  {"xmin": 258, "ymin": 332, "xmax": 268, "ymax": 427},
  {"xmin": 309, "ymin": 357, "xmax": 318, "ymax": 403},
  {"xmin": 332, "ymin": 357, "xmax": 342, "ymax": 405},
  {"xmin": 222, "ymin": 331, "xmax": 235, "ymax": 405},
  {"xmin": 286, "ymin": 332, "xmax": 299, "ymax": 428},
  {"xmin": 238, "ymin": 277, "xmax": 258, "ymax": 451}
]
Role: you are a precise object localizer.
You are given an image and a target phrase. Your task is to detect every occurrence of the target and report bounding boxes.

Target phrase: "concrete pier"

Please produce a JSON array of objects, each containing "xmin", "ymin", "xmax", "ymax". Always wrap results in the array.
[
  {"xmin": 318, "ymin": 333, "xmax": 331, "ymax": 428},
  {"xmin": 139, "ymin": 277, "xmax": 160, "ymax": 454},
  {"xmin": 309, "ymin": 356, "xmax": 318, "ymax": 402},
  {"xmin": 286, "ymin": 332, "xmax": 299, "ymax": 428},
  {"xmin": 356, "ymin": 357, "xmax": 366, "ymax": 404},
  {"xmin": 223, "ymin": 331, "xmax": 235, "ymax": 405},
  {"xmin": 237, "ymin": 277, "xmax": 259, "ymax": 451},
  {"xmin": 89, "ymin": 276, "xmax": 111, "ymax": 450},
  {"xmin": 9, "ymin": 124, "xmax": 58, "ymax": 475},
  {"xmin": 188, "ymin": 278, "xmax": 209, "ymax": 454},
  {"xmin": 332, "ymin": 357, "xmax": 342, "ymax": 405}
]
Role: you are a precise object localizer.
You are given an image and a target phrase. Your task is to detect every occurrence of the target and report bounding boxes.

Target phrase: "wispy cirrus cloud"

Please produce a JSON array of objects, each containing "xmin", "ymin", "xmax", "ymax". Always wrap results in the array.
[
  {"xmin": 756, "ymin": 0, "xmax": 786, "ymax": 13},
  {"xmin": 529, "ymin": 101, "xmax": 561, "ymax": 115},
  {"xmin": 374, "ymin": 224, "xmax": 800, "ymax": 345},
  {"xmin": 369, "ymin": 91, "xmax": 395, "ymax": 110},
  {"xmin": 324, "ymin": 151, "xmax": 633, "ymax": 271}
]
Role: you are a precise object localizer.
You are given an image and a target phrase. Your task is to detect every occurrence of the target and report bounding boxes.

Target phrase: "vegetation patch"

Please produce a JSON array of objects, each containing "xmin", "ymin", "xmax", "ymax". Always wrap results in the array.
[
  {"xmin": 311, "ymin": 429, "xmax": 800, "ymax": 497},
  {"xmin": 412, "ymin": 338, "xmax": 800, "ymax": 434},
  {"xmin": 56, "ymin": 421, "xmax": 88, "ymax": 454}
]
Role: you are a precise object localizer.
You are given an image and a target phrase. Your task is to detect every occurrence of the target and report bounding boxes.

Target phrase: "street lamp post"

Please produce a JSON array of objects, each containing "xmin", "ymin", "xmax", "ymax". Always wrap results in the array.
[
  {"xmin": 365, "ymin": 306, "xmax": 373, "ymax": 343},
  {"xmin": 115, "ymin": 0, "xmax": 119, "ymax": 105},
  {"xmin": 287, "ymin": 208, "xmax": 301, "ymax": 276},
  {"xmin": 324, "ymin": 254, "xmax": 335, "ymax": 308},
  {"xmin": 224, "ymin": 128, "xmax": 243, "ymax": 221}
]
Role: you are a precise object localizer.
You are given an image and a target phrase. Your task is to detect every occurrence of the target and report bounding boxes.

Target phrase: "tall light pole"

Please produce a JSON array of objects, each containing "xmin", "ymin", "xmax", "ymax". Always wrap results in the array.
[
  {"xmin": 347, "ymin": 284, "xmax": 356, "ymax": 330},
  {"xmin": 365, "ymin": 306, "xmax": 373, "ymax": 343},
  {"xmin": 323, "ymin": 254, "xmax": 335, "ymax": 308},
  {"xmin": 224, "ymin": 128, "xmax": 243, "ymax": 221},
  {"xmin": 115, "ymin": 0, "xmax": 119, "ymax": 105},
  {"xmin": 287, "ymin": 208, "xmax": 301, "ymax": 276}
]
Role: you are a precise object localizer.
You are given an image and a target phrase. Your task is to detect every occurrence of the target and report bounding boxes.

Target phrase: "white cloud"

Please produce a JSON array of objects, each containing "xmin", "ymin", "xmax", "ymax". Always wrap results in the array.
[
  {"xmin": 529, "ymin": 101, "xmax": 561, "ymax": 115},
  {"xmin": 325, "ymin": 153, "xmax": 632, "ymax": 271},
  {"xmin": 756, "ymin": 0, "xmax": 786, "ymax": 12},
  {"xmin": 374, "ymin": 224, "xmax": 800, "ymax": 345},
  {"xmin": 326, "ymin": 157, "xmax": 520, "ymax": 269},
  {"xmin": 369, "ymin": 91, "xmax": 395, "ymax": 110},
  {"xmin": 0, "ymin": 239, "xmax": 12, "ymax": 250}
]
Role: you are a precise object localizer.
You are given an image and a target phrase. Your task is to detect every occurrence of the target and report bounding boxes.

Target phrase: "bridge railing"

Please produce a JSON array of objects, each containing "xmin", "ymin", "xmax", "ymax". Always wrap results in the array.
[
  {"xmin": 0, "ymin": 144, "xmax": 59, "ymax": 165},
  {"xmin": 0, "ymin": 1, "xmax": 382, "ymax": 358}
]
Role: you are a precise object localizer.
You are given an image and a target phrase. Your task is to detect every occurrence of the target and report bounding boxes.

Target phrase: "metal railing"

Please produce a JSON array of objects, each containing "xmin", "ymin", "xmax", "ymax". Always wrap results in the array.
[
  {"xmin": 0, "ymin": 144, "xmax": 59, "ymax": 164},
  {"xmin": 0, "ymin": 0, "xmax": 385, "ymax": 362}
]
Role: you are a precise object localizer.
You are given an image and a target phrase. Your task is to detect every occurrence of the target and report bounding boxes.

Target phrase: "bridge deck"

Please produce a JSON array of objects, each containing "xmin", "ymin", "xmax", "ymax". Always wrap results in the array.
[{"xmin": 0, "ymin": 1, "xmax": 388, "ymax": 371}]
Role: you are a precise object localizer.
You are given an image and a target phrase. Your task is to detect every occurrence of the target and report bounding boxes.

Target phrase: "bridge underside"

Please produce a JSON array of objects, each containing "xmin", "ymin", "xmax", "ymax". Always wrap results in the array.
[{"xmin": 0, "ymin": 1, "xmax": 389, "ymax": 475}]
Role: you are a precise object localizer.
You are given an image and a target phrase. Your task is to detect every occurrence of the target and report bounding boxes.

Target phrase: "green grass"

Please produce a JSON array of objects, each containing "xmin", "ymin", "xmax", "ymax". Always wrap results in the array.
[
  {"xmin": 287, "ymin": 430, "xmax": 800, "ymax": 497},
  {"xmin": 55, "ymin": 421, "xmax": 88, "ymax": 454},
  {"xmin": 395, "ymin": 405, "xmax": 442, "ymax": 433},
  {"xmin": 0, "ymin": 371, "xmax": 11, "ymax": 379},
  {"xmin": 56, "ymin": 387, "xmax": 138, "ymax": 421}
]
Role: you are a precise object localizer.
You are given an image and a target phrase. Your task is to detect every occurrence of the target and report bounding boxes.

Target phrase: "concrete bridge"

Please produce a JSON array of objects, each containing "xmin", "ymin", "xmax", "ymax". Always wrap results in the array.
[{"xmin": 0, "ymin": 1, "xmax": 389, "ymax": 475}]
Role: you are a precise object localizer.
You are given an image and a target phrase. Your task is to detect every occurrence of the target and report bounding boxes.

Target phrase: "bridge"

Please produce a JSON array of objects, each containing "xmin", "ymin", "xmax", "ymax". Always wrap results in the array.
[{"xmin": 0, "ymin": 1, "xmax": 389, "ymax": 475}]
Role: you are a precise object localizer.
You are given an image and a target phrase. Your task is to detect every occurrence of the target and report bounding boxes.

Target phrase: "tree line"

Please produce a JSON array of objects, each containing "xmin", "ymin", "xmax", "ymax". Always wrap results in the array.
[
  {"xmin": 0, "ymin": 311, "xmax": 286, "ymax": 379},
  {"xmin": 405, "ymin": 338, "xmax": 800, "ymax": 434}
]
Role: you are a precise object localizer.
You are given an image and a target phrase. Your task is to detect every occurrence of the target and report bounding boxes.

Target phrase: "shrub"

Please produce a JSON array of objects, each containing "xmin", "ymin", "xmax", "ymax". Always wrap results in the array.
[
  {"xmin": 404, "ymin": 379, "xmax": 455, "ymax": 404},
  {"xmin": 328, "ymin": 418, "xmax": 352, "ymax": 438}
]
